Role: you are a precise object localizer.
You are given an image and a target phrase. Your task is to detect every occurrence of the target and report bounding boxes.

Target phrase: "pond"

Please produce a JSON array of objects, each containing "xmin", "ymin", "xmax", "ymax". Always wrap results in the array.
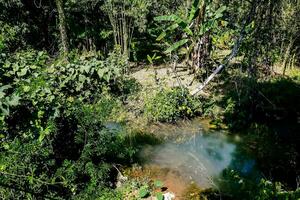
[{"xmin": 138, "ymin": 118, "xmax": 262, "ymax": 197}]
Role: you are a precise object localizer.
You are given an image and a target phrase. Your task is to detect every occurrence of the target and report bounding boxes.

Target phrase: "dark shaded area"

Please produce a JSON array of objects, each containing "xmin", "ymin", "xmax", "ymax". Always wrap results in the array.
[
  {"xmin": 53, "ymin": 115, "xmax": 81, "ymax": 166},
  {"xmin": 219, "ymin": 76, "xmax": 300, "ymax": 190}
]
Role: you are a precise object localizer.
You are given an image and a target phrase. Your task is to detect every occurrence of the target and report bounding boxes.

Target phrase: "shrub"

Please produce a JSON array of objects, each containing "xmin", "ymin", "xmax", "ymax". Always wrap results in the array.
[
  {"xmin": 0, "ymin": 49, "xmax": 131, "ymax": 137},
  {"xmin": 144, "ymin": 87, "xmax": 201, "ymax": 122},
  {"xmin": 0, "ymin": 49, "xmax": 138, "ymax": 199},
  {"xmin": 255, "ymin": 179, "xmax": 300, "ymax": 200},
  {"xmin": 0, "ymin": 21, "xmax": 28, "ymax": 53},
  {"xmin": 0, "ymin": 100, "xmax": 137, "ymax": 199}
]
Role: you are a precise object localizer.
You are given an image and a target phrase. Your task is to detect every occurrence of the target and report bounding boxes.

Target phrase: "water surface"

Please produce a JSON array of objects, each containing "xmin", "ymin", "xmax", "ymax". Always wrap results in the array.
[{"xmin": 140, "ymin": 118, "xmax": 261, "ymax": 189}]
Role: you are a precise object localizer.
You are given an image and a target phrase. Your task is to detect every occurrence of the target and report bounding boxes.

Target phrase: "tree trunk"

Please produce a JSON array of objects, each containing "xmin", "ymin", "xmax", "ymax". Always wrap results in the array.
[
  {"xmin": 55, "ymin": 0, "xmax": 68, "ymax": 56},
  {"xmin": 282, "ymin": 36, "xmax": 295, "ymax": 75},
  {"xmin": 192, "ymin": 0, "xmax": 210, "ymax": 75},
  {"xmin": 191, "ymin": 0, "xmax": 257, "ymax": 95}
]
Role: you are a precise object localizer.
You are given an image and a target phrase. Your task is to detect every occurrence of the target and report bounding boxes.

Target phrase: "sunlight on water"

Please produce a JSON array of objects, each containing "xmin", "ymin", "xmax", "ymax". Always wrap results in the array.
[
  {"xmin": 140, "ymin": 119, "xmax": 259, "ymax": 189},
  {"xmin": 141, "ymin": 133, "xmax": 236, "ymax": 188}
]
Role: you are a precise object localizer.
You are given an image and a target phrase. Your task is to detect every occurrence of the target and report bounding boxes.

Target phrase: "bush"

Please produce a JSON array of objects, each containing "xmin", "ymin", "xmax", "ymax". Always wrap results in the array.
[
  {"xmin": 0, "ymin": 49, "xmax": 131, "ymax": 137},
  {"xmin": 1, "ymin": 49, "xmax": 49, "ymax": 86},
  {"xmin": 144, "ymin": 87, "xmax": 201, "ymax": 122},
  {"xmin": 0, "ymin": 21, "xmax": 28, "ymax": 53},
  {"xmin": 0, "ymin": 49, "xmax": 138, "ymax": 199},
  {"xmin": 255, "ymin": 179, "xmax": 300, "ymax": 200},
  {"xmin": 0, "ymin": 100, "xmax": 137, "ymax": 199}
]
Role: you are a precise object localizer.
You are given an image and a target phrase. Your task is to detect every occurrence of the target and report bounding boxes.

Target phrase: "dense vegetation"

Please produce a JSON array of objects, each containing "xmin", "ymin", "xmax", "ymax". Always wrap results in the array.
[{"xmin": 1, "ymin": 0, "xmax": 299, "ymax": 199}]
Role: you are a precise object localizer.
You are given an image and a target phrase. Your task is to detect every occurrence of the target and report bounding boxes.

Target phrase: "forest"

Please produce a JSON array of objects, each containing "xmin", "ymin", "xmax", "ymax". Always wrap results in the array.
[{"xmin": 0, "ymin": 0, "xmax": 300, "ymax": 199}]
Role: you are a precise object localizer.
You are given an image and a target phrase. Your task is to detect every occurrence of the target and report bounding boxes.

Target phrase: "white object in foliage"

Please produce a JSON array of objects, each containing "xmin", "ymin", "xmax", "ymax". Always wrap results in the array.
[{"xmin": 163, "ymin": 192, "xmax": 175, "ymax": 200}]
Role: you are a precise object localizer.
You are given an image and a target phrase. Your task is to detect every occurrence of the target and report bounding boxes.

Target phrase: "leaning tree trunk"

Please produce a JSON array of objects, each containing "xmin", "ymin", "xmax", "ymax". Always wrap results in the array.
[
  {"xmin": 55, "ymin": 0, "xmax": 68, "ymax": 56},
  {"xmin": 191, "ymin": 0, "xmax": 258, "ymax": 95}
]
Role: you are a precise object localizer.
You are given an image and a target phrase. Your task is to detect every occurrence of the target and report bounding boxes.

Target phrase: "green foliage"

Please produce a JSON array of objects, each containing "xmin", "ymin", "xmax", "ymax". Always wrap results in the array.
[
  {"xmin": 0, "ymin": 48, "xmax": 137, "ymax": 199},
  {"xmin": 96, "ymin": 188, "xmax": 122, "ymax": 200},
  {"xmin": 220, "ymin": 76, "xmax": 300, "ymax": 131},
  {"xmin": 0, "ymin": 130, "xmax": 61, "ymax": 199},
  {"xmin": 156, "ymin": 192, "xmax": 164, "ymax": 200},
  {"xmin": 153, "ymin": 180, "xmax": 163, "ymax": 188},
  {"xmin": 255, "ymin": 179, "xmax": 300, "ymax": 200},
  {"xmin": 0, "ymin": 21, "xmax": 28, "ymax": 53},
  {"xmin": 155, "ymin": 0, "xmax": 227, "ymax": 55},
  {"xmin": 138, "ymin": 185, "xmax": 150, "ymax": 198},
  {"xmin": 215, "ymin": 169, "xmax": 300, "ymax": 200},
  {"xmin": 147, "ymin": 53, "xmax": 161, "ymax": 64},
  {"xmin": 1, "ymin": 50, "xmax": 49, "ymax": 85},
  {"xmin": 0, "ymin": 85, "xmax": 20, "ymax": 116},
  {"xmin": 74, "ymin": 101, "xmax": 136, "ymax": 163},
  {"xmin": 102, "ymin": 0, "xmax": 150, "ymax": 32},
  {"xmin": 0, "ymin": 48, "xmax": 127, "ymax": 116},
  {"xmin": 49, "ymin": 48, "xmax": 127, "ymax": 102},
  {"xmin": 0, "ymin": 99, "xmax": 137, "ymax": 199},
  {"xmin": 144, "ymin": 87, "xmax": 201, "ymax": 122},
  {"xmin": 1, "ymin": 0, "xmax": 300, "ymax": 199}
]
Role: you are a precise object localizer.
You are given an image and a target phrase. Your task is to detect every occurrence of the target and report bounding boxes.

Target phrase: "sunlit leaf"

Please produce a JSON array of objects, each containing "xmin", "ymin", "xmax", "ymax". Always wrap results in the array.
[
  {"xmin": 154, "ymin": 180, "xmax": 163, "ymax": 188},
  {"xmin": 156, "ymin": 192, "xmax": 164, "ymax": 200},
  {"xmin": 165, "ymin": 39, "xmax": 189, "ymax": 53},
  {"xmin": 139, "ymin": 186, "xmax": 150, "ymax": 198},
  {"xmin": 188, "ymin": 0, "xmax": 201, "ymax": 22}
]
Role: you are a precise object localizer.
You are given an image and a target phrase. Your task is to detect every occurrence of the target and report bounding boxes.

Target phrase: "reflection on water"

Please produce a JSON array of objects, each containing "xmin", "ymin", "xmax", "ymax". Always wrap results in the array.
[{"xmin": 140, "ymin": 120, "xmax": 260, "ymax": 189}]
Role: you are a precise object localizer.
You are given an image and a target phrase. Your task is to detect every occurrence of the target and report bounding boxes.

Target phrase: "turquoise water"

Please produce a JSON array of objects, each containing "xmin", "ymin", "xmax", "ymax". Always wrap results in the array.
[{"xmin": 140, "ymin": 120, "xmax": 261, "ymax": 189}]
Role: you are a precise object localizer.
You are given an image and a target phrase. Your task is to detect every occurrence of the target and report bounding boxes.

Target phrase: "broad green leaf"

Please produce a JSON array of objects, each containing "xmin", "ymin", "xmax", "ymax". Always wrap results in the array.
[
  {"xmin": 79, "ymin": 74, "xmax": 86, "ymax": 83},
  {"xmin": 38, "ymin": 126, "xmax": 52, "ymax": 143},
  {"xmin": 156, "ymin": 192, "xmax": 164, "ymax": 200},
  {"xmin": 23, "ymin": 85, "xmax": 31, "ymax": 92},
  {"xmin": 38, "ymin": 51, "xmax": 44, "ymax": 57},
  {"xmin": 97, "ymin": 68, "xmax": 106, "ymax": 78},
  {"xmin": 156, "ymin": 15, "xmax": 188, "ymax": 30},
  {"xmin": 7, "ymin": 94, "xmax": 21, "ymax": 106},
  {"xmin": 0, "ymin": 163, "xmax": 7, "ymax": 171},
  {"xmin": 105, "ymin": 71, "xmax": 112, "ymax": 82},
  {"xmin": 138, "ymin": 186, "xmax": 150, "ymax": 198},
  {"xmin": 154, "ymin": 14, "xmax": 182, "ymax": 22},
  {"xmin": 154, "ymin": 180, "xmax": 164, "ymax": 188},
  {"xmin": 214, "ymin": 6, "xmax": 227, "ymax": 19},
  {"xmin": 167, "ymin": 23, "xmax": 179, "ymax": 31},
  {"xmin": 183, "ymin": 27, "xmax": 193, "ymax": 36},
  {"xmin": 0, "ymin": 92, "xmax": 4, "ymax": 99},
  {"xmin": 17, "ymin": 68, "xmax": 28, "ymax": 77},
  {"xmin": 30, "ymin": 65, "xmax": 37, "ymax": 69},
  {"xmin": 147, "ymin": 55, "xmax": 153, "ymax": 64},
  {"xmin": 0, "ymin": 85, "xmax": 11, "ymax": 92},
  {"xmin": 154, "ymin": 56, "xmax": 162, "ymax": 60},
  {"xmin": 0, "ymin": 105, "xmax": 9, "ymax": 116},
  {"xmin": 165, "ymin": 39, "xmax": 189, "ymax": 53},
  {"xmin": 188, "ymin": 0, "xmax": 201, "ymax": 22},
  {"xmin": 157, "ymin": 31, "xmax": 167, "ymax": 41},
  {"xmin": 80, "ymin": 64, "xmax": 91, "ymax": 73}
]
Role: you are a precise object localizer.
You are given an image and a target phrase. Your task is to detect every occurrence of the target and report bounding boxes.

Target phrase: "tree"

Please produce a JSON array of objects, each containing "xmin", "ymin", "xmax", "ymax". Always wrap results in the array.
[
  {"xmin": 102, "ymin": 0, "xmax": 150, "ymax": 59},
  {"xmin": 280, "ymin": 0, "xmax": 300, "ymax": 74},
  {"xmin": 55, "ymin": 0, "xmax": 69, "ymax": 56},
  {"xmin": 155, "ymin": 0, "xmax": 226, "ymax": 75}
]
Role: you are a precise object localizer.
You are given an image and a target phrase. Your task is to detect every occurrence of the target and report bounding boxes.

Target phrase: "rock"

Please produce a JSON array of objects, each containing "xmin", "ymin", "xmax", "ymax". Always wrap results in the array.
[
  {"xmin": 163, "ymin": 192, "xmax": 175, "ymax": 200},
  {"xmin": 116, "ymin": 171, "xmax": 128, "ymax": 188}
]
